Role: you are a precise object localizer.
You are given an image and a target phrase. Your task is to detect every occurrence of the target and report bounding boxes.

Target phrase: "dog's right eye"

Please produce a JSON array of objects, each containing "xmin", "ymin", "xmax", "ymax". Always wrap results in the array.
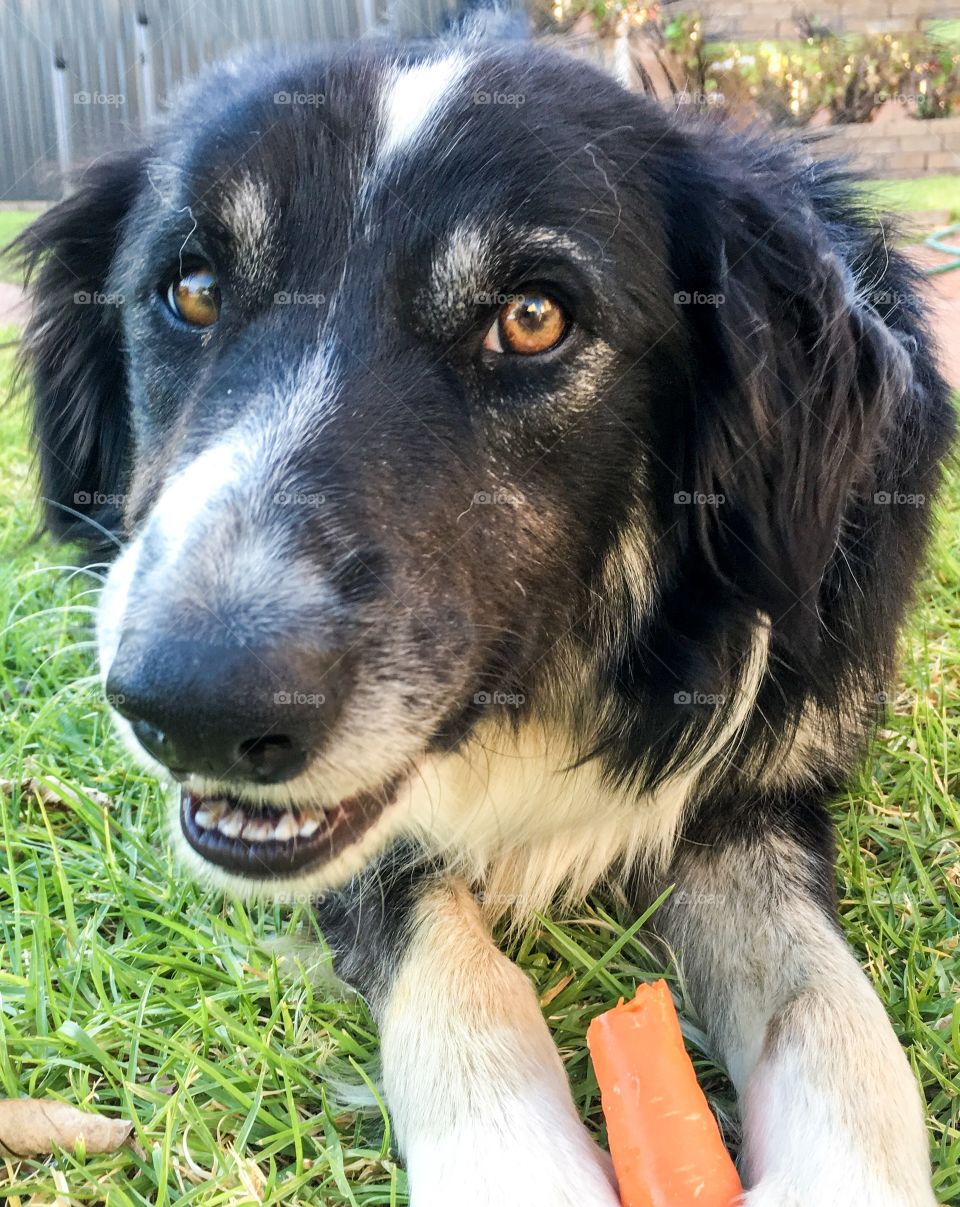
[
  {"xmin": 483, "ymin": 293, "xmax": 568, "ymax": 356},
  {"xmin": 166, "ymin": 266, "xmax": 221, "ymax": 328}
]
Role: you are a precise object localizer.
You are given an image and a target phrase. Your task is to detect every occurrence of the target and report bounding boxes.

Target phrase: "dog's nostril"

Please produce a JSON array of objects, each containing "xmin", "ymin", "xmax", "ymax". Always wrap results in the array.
[
  {"xmin": 131, "ymin": 718, "xmax": 169, "ymax": 763},
  {"xmin": 107, "ymin": 637, "xmax": 343, "ymax": 785},
  {"xmin": 237, "ymin": 734, "xmax": 303, "ymax": 780},
  {"xmin": 239, "ymin": 733, "xmax": 293, "ymax": 760}
]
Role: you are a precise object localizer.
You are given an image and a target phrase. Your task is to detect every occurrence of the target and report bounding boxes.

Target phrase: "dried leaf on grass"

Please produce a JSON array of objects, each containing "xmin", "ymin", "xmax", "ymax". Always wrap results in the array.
[
  {"xmin": 0, "ymin": 775, "xmax": 112, "ymax": 812},
  {"xmin": 0, "ymin": 1100, "xmax": 131, "ymax": 1157}
]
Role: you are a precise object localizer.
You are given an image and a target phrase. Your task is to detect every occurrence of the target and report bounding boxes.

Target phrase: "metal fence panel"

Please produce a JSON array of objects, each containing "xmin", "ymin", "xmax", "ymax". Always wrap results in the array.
[{"xmin": 0, "ymin": 0, "xmax": 493, "ymax": 201}]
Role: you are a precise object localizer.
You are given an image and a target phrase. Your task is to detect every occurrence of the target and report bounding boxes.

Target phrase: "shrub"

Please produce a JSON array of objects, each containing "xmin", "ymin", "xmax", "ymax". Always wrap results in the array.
[
  {"xmin": 538, "ymin": 2, "xmax": 960, "ymax": 122},
  {"xmin": 665, "ymin": 17, "xmax": 960, "ymax": 124}
]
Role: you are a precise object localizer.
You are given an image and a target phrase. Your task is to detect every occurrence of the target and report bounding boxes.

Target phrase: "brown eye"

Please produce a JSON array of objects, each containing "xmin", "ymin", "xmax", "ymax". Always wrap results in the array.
[
  {"xmin": 166, "ymin": 266, "xmax": 220, "ymax": 327},
  {"xmin": 483, "ymin": 293, "xmax": 567, "ymax": 356}
]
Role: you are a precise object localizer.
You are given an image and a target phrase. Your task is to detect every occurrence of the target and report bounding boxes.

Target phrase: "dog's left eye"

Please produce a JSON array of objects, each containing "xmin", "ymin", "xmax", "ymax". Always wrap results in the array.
[
  {"xmin": 483, "ymin": 293, "xmax": 567, "ymax": 356},
  {"xmin": 166, "ymin": 265, "xmax": 221, "ymax": 328}
]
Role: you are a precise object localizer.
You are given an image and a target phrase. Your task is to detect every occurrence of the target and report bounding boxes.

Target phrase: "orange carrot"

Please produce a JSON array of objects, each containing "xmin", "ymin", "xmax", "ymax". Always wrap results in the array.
[{"xmin": 587, "ymin": 979, "xmax": 742, "ymax": 1207}]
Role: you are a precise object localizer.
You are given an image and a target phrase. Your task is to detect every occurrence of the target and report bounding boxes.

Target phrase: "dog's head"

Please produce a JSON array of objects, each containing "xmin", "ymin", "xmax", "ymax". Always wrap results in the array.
[{"xmin": 13, "ymin": 42, "xmax": 916, "ymax": 898}]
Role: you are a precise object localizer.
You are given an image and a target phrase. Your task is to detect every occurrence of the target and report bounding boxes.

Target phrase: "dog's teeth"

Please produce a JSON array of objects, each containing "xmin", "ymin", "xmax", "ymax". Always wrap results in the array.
[
  {"xmin": 243, "ymin": 819, "xmax": 274, "ymax": 842},
  {"xmin": 200, "ymin": 803, "xmax": 328, "ymax": 843},
  {"xmin": 218, "ymin": 810, "xmax": 245, "ymax": 838},
  {"xmin": 274, "ymin": 813, "xmax": 298, "ymax": 841}
]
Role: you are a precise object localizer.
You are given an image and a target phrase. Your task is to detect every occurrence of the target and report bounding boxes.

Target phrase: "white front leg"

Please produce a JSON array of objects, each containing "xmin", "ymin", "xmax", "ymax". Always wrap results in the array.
[
  {"xmin": 658, "ymin": 837, "xmax": 936, "ymax": 1207},
  {"xmin": 379, "ymin": 880, "xmax": 620, "ymax": 1207}
]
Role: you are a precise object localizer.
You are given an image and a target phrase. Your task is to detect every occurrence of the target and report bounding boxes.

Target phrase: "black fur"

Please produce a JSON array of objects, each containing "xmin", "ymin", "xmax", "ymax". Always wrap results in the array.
[
  {"xmin": 10, "ymin": 150, "xmax": 148, "ymax": 550},
  {"xmin": 313, "ymin": 843, "xmax": 441, "ymax": 1007},
  {"xmin": 9, "ymin": 36, "xmax": 954, "ymax": 988},
  {"xmin": 590, "ymin": 131, "xmax": 953, "ymax": 793}
]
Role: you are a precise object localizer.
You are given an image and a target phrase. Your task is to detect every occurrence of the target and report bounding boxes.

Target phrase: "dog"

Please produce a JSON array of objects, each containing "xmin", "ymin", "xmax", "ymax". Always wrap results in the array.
[{"xmin": 11, "ymin": 33, "xmax": 953, "ymax": 1207}]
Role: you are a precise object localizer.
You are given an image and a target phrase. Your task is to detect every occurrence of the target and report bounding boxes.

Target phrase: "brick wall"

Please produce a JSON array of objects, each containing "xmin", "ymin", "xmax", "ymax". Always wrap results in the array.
[
  {"xmin": 810, "ymin": 114, "xmax": 960, "ymax": 175},
  {"xmin": 654, "ymin": 3, "xmax": 960, "ymax": 175},
  {"xmin": 665, "ymin": 0, "xmax": 960, "ymax": 39}
]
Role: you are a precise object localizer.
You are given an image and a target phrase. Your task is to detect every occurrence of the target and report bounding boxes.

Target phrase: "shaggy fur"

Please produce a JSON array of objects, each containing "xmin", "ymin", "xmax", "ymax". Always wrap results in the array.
[{"xmin": 10, "ymin": 34, "xmax": 953, "ymax": 1206}]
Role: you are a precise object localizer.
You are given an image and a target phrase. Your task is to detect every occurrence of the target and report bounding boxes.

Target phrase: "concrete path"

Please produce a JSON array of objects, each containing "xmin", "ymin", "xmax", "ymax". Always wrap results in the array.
[
  {"xmin": 914, "ymin": 249, "xmax": 960, "ymax": 394},
  {"xmin": 0, "ymin": 281, "xmax": 25, "ymax": 327}
]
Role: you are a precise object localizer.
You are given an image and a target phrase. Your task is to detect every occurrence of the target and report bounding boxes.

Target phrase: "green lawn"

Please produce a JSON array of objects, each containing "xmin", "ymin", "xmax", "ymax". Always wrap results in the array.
[
  {"xmin": 0, "ymin": 211, "xmax": 39, "ymax": 284},
  {"xmin": 865, "ymin": 177, "xmax": 960, "ymax": 224},
  {"xmin": 0, "ymin": 324, "xmax": 958, "ymax": 1199}
]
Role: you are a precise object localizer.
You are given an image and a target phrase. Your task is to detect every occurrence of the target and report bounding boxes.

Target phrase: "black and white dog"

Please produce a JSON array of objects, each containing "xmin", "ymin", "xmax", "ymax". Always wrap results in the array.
[{"xmin": 12, "ymin": 34, "xmax": 953, "ymax": 1206}]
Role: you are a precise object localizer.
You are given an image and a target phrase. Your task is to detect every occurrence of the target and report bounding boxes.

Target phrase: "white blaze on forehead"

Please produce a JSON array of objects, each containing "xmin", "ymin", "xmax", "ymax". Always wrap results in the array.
[{"xmin": 378, "ymin": 53, "xmax": 469, "ymax": 162}]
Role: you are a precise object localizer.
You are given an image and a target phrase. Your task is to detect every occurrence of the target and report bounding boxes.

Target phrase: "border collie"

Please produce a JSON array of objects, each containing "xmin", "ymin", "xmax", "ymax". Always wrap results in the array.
[{"xmin": 11, "ymin": 35, "xmax": 953, "ymax": 1207}]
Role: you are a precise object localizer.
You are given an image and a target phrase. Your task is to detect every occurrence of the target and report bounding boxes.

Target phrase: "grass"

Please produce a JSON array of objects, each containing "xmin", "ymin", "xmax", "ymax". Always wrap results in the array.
[
  {"xmin": 0, "ymin": 212, "xmax": 39, "ymax": 285},
  {"xmin": 0, "ymin": 336, "xmax": 959, "ymax": 1201},
  {"xmin": 865, "ymin": 177, "xmax": 960, "ymax": 225}
]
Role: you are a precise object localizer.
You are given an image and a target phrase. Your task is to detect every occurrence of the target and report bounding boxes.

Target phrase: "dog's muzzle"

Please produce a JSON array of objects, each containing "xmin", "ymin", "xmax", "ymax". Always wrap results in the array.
[{"xmin": 105, "ymin": 633, "xmax": 395, "ymax": 878}]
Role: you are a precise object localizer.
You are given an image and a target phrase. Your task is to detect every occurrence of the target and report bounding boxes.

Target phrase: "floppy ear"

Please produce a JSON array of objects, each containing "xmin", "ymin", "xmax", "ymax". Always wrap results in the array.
[
  {"xmin": 9, "ymin": 149, "xmax": 147, "ymax": 551},
  {"xmin": 662, "ymin": 153, "xmax": 915, "ymax": 653}
]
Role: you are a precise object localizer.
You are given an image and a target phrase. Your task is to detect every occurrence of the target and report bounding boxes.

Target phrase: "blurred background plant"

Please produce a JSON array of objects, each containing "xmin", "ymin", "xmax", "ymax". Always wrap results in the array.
[{"xmin": 537, "ymin": 3, "xmax": 960, "ymax": 124}]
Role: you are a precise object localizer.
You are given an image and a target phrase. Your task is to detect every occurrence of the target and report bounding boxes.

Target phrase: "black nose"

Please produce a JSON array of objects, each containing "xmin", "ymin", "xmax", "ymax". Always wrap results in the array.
[{"xmin": 105, "ymin": 636, "xmax": 349, "ymax": 784}]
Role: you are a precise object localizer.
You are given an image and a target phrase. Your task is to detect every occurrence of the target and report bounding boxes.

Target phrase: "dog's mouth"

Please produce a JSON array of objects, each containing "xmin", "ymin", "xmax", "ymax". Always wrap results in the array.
[{"xmin": 179, "ymin": 777, "xmax": 402, "ymax": 878}]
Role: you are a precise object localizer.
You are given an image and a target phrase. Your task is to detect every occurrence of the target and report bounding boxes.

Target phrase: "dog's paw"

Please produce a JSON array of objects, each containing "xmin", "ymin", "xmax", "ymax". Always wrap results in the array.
[
  {"xmin": 738, "ymin": 1176, "xmax": 821, "ymax": 1207},
  {"xmin": 740, "ymin": 1172, "xmax": 938, "ymax": 1207},
  {"xmin": 404, "ymin": 1120, "xmax": 620, "ymax": 1207}
]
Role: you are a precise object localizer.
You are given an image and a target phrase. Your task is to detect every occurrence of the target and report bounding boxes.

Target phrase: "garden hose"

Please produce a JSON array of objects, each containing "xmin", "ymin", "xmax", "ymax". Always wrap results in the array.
[{"xmin": 922, "ymin": 223, "xmax": 960, "ymax": 275}]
